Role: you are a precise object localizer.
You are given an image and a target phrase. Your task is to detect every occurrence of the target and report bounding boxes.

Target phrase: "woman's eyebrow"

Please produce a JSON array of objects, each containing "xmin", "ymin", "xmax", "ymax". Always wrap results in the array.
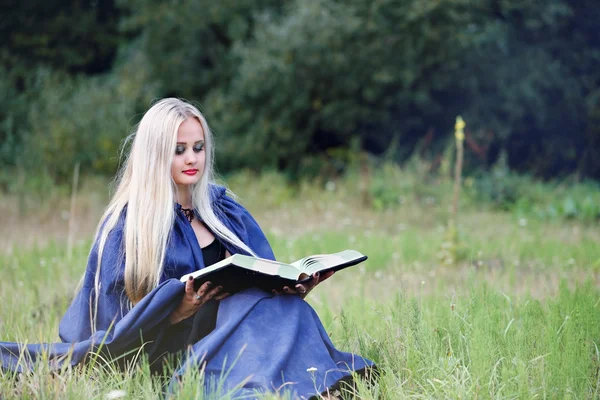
[{"xmin": 176, "ymin": 140, "xmax": 205, "ymax": 144}]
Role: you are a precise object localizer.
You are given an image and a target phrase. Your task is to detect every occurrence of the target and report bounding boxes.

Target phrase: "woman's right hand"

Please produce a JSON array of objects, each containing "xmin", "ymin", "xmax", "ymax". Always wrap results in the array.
[{"xmin": 169, "ymin": 277, "xmax": 229, "ymax": 324}]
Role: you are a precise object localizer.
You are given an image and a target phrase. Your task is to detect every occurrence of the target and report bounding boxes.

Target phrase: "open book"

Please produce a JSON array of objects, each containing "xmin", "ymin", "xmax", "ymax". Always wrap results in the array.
[{"xmin": 180, "ymin": 249, "xmax": 368, "ymax": 294}]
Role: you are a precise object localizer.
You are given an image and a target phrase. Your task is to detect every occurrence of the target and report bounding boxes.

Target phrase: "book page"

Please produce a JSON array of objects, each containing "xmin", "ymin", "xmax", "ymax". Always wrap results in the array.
[
  {"xmin": 290, "ymin": 250, "xmax": 365, "ymax": 275},
  {"xmin": 181, "ymin": 254, "xmax": 303, "ymax": 282}
]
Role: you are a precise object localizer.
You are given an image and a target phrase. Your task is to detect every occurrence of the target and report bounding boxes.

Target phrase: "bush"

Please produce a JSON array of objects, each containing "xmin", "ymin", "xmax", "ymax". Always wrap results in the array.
[
  {"xmin": 471, "ymin": 153, "xmax": 600, "ymax": 222},
  {"xmin": 365, "ymin": 159, "xmax": 453, "ymax": 211},
  {"xmin": 0, "ymin": 66, "xmax": 39, "ymax": 170},
  {"xmin": 25, "ymin": 72, "xmax": 137, "ymax": 182}
]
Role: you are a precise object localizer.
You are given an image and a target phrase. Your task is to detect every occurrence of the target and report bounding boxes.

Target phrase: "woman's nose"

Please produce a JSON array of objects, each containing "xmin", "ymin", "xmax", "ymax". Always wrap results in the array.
[{"xmin": 185, "ymin": 150, "xmax": 197, "ymax": 165}]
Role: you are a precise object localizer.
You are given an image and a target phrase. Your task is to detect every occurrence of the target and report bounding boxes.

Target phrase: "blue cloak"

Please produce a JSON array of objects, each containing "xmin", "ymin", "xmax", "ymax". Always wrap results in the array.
[{"xmin": 1, "ymin": 185, "xmax": 373, "ymax": 398}]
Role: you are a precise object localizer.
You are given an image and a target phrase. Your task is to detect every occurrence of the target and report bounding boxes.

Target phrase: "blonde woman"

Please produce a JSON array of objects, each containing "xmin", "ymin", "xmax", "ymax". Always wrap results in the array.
[{"xmin": 1, "ymin": 98, "xmax": 373, "ymax": 398}]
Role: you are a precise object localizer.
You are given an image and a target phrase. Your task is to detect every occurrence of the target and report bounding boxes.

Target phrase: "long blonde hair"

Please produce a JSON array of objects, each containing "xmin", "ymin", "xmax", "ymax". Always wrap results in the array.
[{"xmin": 92, "ymin": 98, "xmax": 255, "ymax": 309}]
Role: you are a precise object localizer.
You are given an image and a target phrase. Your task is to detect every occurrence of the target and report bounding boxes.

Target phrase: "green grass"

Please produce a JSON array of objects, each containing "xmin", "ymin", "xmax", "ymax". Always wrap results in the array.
[
  {"xmin": 1, "ymin": 171, "xmax": 599, "ymax": 399},
  {"xmin": 312, "ymin": 283, "xmax": 597, "ymax": 399}
]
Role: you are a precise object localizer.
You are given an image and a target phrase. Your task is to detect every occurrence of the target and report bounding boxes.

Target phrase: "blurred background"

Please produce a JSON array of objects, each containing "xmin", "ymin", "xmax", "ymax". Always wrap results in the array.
[
  {"xmin": 1, "ymin": 0, "xmax": 599, "ymax": 182},
  {"xmin": 1, "ymin": 0, "xmax": 599, "ymax": 248}
]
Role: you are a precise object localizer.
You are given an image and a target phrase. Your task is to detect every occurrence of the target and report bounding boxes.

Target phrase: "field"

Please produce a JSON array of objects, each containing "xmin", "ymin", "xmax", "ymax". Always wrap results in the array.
[{"xmin": 1, "ymin": 170, "xmax": 599, "ymax": 399}]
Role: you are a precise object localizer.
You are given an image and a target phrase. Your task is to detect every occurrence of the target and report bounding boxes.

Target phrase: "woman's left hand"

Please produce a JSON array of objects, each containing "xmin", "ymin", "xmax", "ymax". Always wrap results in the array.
[{"xmin": 272, "ymin": 271, "xmax": 335, "ymax": 299}]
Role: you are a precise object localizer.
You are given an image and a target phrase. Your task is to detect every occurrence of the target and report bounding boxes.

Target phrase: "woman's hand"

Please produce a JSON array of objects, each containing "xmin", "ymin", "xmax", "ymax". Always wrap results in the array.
[
  {"xmin": 272, "ymin": 271, "xmax": 335, "ymax": 299},
  {"xmin": 169, "ymin": 277, "xmax": 230, "ymax": 324}
]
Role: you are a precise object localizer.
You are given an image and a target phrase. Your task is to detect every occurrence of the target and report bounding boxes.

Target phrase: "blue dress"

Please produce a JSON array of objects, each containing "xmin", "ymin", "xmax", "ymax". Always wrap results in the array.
[{"xmin": 1, "ymin": 185, "xmax": 373, "ymax": 399}]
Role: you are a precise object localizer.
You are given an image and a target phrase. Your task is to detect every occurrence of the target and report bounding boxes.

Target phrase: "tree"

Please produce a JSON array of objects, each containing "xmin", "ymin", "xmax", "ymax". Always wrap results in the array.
[
  {"xmin": 209, "ymin": 0, "xmax": 480, "ymax": 175},
  {"xmin": 0, "ymin": 0, "xmax": 121, "ymax": 74},
  {"xmin": 117, "ymin": 0, "xmax": 289, "ymax": 99}
]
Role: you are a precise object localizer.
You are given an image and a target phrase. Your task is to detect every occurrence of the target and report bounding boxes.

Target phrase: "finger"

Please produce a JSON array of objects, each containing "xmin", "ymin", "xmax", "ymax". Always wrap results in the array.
[
  {"xmin": 206, "ymin": 286, "xmax": 223, "ymax": 300},
  {"xmin": 320, "ymin": 271, "xmax": 335, "ymax": 282},
  {"xmin": 294, "ymin": 284, "xmax": 307, "ymax": 294},
  {"xmin": 196, "ymin": 281, "xmax": 213, "ymax": 298},
  {"xmin": 214, "ymin": 292, "xmax": 230, "ymax": 301},
  {"xmin": 283, "ymin": 286, "xmax": 299, "ymax": 295},
  {"xmin": 309, "ymin": 272, "xmax": 322, "ymax": 287},
  {"xmin": 185, "ymin": 276, "xmax": 195, "ymax": 294}
]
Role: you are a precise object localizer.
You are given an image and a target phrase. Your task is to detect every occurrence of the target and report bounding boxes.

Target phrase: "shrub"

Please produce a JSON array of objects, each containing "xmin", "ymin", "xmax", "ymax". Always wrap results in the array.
[
  {"xmin": 472, "ymin": 153, "xmax": 600, "ymax": 222},
  {"xmin": 26, "ymin": 72, "xmax": 136, "ymax": 182}
]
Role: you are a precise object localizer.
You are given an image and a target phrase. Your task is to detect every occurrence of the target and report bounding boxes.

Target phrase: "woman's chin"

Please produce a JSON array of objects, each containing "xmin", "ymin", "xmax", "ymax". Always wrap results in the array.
[{"xmin": 176, "ymin": 175, "xmax": 202, "ymax": 186}]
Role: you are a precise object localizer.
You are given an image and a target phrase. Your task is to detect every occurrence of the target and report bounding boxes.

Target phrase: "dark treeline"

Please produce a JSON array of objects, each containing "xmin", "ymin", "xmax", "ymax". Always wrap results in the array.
[{"xmin": 1, "ymin": 0, "xmax": 599, "ymax": 184}]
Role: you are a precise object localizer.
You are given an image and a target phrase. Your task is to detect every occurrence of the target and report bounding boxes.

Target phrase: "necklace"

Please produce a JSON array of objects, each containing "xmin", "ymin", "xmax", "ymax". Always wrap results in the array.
[{"xmin": 181, "ymin": 208, "xmax": 194, "ymax": 223}]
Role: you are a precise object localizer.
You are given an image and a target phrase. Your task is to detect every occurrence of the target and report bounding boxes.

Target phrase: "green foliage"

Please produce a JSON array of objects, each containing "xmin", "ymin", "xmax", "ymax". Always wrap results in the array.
[
  {"xmin": 0, "ymin": 0, "xmax": 122, "ymax": 73},
  {"xmin": 117, "ymin": 0, "xmax": 287, "ymax": 99},
  {"xmin": 472, "ymin": 152, "xmax": 600, "ymax": 222},
  {"xmin": 455, "ymin": 0, "xmax": 598, "ymax": 177},
  {"xmin": 209, "ymin": 0, "xmax": 361, "ymax": 172},
  {"xmin": 0, "ymin": 66, "xmax": 75, "ymax": 190},
  {"xmin": 4, "ymin": 45, "xmax": 161, "ymax": 184},
  {"xmin": 209, "ymin": 0, "xmax": 478, "ymax": 173},
  {"xmin": 367, "ymin": 161, "xmax": 438, "ymax": 211},
  {"xmin": 333, "ymin": 153, "xmax": 600, "ymax": 224},
  {"xmin": 224, "ymin": 169, "xmax": 296, "ymax": 208},
  {"xmin": 0, "ymin": 66, "xmax": 28, "ymax": 169},
  {"xmin": 23, "ymin": 72, "xmax": 135, "ymax": 182},
  {"xmin": 2, "ymin": 0, "xmax": 600, "ymax": 182}
]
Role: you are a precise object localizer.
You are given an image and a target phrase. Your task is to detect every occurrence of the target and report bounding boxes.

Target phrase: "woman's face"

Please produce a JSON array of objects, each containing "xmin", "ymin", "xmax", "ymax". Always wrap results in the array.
[{"xmin": 171, "ymin": 117, "xmax": 206, "ymax": 188}]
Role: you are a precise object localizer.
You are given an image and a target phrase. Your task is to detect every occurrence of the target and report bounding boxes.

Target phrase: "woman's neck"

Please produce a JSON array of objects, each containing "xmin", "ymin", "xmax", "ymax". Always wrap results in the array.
[{"xmin": 176, "ymin": 185, "xmax": 193, "ymax": 209}]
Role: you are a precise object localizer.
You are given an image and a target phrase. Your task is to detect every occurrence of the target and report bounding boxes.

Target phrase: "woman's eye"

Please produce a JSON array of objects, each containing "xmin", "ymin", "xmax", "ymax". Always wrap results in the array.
[
  {"xmin": 193, "ymin": 143, "xmax": 204, "ymax": 152},
  {"xmin": 175, "ymin": 146, "xmax": 185, "ymax": 155}
]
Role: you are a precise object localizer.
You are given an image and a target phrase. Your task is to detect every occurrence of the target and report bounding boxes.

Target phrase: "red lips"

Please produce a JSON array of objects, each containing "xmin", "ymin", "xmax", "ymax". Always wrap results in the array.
[{"xmin": 182, "ymin": 169, "xmax": 198, "ymax": 175}]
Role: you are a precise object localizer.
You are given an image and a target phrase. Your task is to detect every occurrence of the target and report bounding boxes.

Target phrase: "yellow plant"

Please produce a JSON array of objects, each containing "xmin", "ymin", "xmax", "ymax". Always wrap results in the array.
[{"xmin": 439, "ymin": 116, "xmax": 467, "ymax": 265}]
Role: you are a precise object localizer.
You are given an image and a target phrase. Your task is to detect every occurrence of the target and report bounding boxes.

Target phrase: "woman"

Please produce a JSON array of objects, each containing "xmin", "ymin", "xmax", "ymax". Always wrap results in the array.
[{"xmin": 2, "ymin": 98, "xmax": 373, "ymax": 398}]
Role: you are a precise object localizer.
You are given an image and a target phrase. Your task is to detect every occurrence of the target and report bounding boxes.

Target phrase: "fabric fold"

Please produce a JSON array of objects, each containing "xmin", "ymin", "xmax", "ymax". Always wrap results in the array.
[{"xmin": 1, "ymin": 279, "xmax": 183, "ymax": 372}]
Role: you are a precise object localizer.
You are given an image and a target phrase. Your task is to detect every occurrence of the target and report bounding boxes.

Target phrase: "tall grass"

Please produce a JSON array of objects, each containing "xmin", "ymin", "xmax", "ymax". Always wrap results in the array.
[
  {"xmin": 0, "ymin": 171, "xmax": 599, "ymax": 398},
  {"xmin": 321, "ymin": 281, "xmax": 600, "ymax": 399}
]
